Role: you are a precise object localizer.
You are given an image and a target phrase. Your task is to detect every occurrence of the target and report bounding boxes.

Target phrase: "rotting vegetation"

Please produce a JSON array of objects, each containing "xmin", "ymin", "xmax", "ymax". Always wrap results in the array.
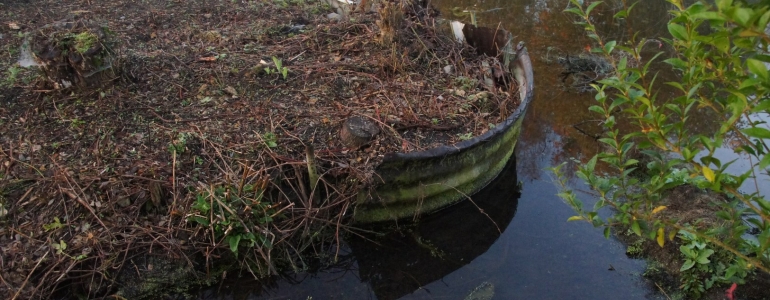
[{"xmin": 0, "ymin": 0, "xmax": 522, "ymax": 299}]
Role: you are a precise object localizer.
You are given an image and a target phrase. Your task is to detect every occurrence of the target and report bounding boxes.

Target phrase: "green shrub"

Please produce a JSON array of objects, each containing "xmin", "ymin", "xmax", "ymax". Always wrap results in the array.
[{"xmin": 553, "ymin": 0, "xmax": 770, "ymax": 296}]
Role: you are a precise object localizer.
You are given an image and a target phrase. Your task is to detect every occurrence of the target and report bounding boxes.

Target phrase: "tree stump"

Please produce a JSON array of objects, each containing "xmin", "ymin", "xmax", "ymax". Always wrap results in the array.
[
  {"xmin": 32, "ymin": 18, "xmax": 119, "ymax": 89},
  {"xmin": 340, "ymin": 116, "xmax": 380, "ymax": 149}
]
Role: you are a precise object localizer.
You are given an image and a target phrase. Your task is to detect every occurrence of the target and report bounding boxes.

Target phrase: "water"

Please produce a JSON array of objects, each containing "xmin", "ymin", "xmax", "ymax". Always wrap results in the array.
[{"xmin": 202, "ymin": 0, "xmax": 767, "ymax": 298}]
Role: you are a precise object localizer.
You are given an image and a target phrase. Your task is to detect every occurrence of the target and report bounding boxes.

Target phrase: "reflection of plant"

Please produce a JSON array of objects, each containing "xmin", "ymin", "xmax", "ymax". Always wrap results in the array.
[
  {"xmin": 187, "ymin": 180, "xmax": 278, "ymax": 256},
  {"xmin": 553, "ymin": 0, "xmax": 770, "ymax": 296}
]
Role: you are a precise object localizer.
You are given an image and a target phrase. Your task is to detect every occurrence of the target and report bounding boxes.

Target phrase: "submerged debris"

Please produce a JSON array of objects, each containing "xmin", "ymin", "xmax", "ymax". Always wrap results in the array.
[
  {"xmin": 464, "ymin": 281, "xmax": 495, "ymax": 300},
  {"xmin": 558, "ymin": 54, "xmax": 613, "ymax": 92}
]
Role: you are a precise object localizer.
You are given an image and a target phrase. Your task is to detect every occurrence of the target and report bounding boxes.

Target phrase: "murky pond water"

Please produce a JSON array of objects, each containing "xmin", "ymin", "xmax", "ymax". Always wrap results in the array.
[{"xmin": 201, "ymin": 0, "xmax": 768, "ymax": 299}]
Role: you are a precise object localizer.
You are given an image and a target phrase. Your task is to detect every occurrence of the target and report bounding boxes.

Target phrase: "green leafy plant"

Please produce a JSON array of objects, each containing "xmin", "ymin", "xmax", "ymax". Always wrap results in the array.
[
  {"xmin": 677, "ymin": 229, "xmax": 750, "ymax": 298},
  {"xmin": 69, "ymin": 118, "xmax": 85, "ymax": 129},
  {"xmin": 263, "ymin": 132, "xmax": 278, "ymax": 148},
  {"xmin": 43, "ymin": 217, "xmax": 65, "ymax": 231},
  {"xmin": 187, "ymin": 181, "xmax": 278, "ymax": 256},
  {"xmin": 168, "ymin": 132, "xmax": 191, "ymax": 155},
  {"xmin": 52, "ymin": 240, "xmax": 67, "ymax": 255},
  {"xmin": 553, "ymin": 0, "xmax": 770, "ymax": 296},
  {"xmin": 3, "ymin": 66, "xmax": 21, "ymax": 87},
  {"xmin": 265, "ymin": 57, "xmax": 289, "ymax": 80},
  {"xmin": 458, "ymin": 132, "xmax": 474, "ymax": 141}
]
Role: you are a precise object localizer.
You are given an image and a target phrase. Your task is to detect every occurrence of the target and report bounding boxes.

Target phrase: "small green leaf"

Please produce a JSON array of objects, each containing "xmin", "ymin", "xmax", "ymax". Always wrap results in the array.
[
  {"xmin": 567, "ymin": 216, "xmax": 584, "ymax": 222},
  {"xmin": 631, "ymin": 220, "xmax": 641, "ymax": 236},
  {"xmin": 753, "ymin": 99, "xmax": 770, "ymax": 113},
  {"xmin": 228, "ymin": 235, "xmax": 242, "ymax": 255},
  {"xmin": 668, "ymin": 23, "xmax": 689, "ymax": 40},
  {"xmin": 599, "ymin": 138, "xmax": 618, "ymax": 149},
  {"xmin": 759, "ymin": 154, "xmax": 770, "ymax": 170},
  {"xmin": 697, "ymin": 249, "xmax": 714, "ymax": 264},
  {"xmin": 747, "ymin": 59, "xmax": 769, "ymax": 80},
  {"xmin": 586, "ymin": 155, "xmax": 598, "ymax": 172},
  {"xmin": 564, "ymin": 7, "xmax": 583, "ymax": 16},
  {"xmin": 664, "ymin": 57, "xmax": 687, "ymax": 69},
  {"xmin": 731, "ymin": 7, "xmax": 752, "ymax": 26},
  {"xmin": 681, "ymin": 259, "xmax": 696, "ymax": 271},
  {"xmin": 589, "ymin": 105, "xmax": 606, "ymax": 114},
  {"xmin": 680, "ymin": 245, "xmax": 696, "ymax": 258},
  {"xmin": 760, "ymin": 10, "xmax": 770, "ymax": 30},
  {"xmin": 742, "ymin": 127, "xmax": 770, "ymax": 139},
  {"xmin": 716, "ymin": 0, "xmax": 733, "ymax": 12},
  {"xmin": 691, "ymin": 11, "xmax": 725, "ymax": 21},
  {"xmin": 604, "ymin": 40, "xmax": 617, "ymax": 54},
  {"xmin": 585, "ymin": 1, "xmax": 603, "ymax": 16}
]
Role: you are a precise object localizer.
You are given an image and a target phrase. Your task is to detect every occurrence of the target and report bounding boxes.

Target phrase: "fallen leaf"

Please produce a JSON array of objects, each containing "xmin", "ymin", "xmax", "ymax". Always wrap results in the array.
[
  {"xmin": 198, "ymin": 84, "xmax": 209, "ymax": 94},
  {"xmin": 224, "ymin": 86, "xmax": 238, "ymax": 97},
  {"xmin": 703, "ymin": 166, "xmax": 715, "ymax": 182},
  {"xmin": 198, "ymin": 56, "xmax": 217, "ymax": 62},
  {"xmin": 656, "ymin": 227, "xmax": 665, "ymax": 247},
  {"xmin": 8, "ymin": 22, "xmax": 20, "ymax": 30}
]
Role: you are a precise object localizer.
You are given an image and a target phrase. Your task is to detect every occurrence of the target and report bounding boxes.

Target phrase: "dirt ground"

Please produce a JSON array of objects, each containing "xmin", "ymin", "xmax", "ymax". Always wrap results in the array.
[{"xmin": 0, "ymin": 0, "xmax": 522, "ymax": 298}]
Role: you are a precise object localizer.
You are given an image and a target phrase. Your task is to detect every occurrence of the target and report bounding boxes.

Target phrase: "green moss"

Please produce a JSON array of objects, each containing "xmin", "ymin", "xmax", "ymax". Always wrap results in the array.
[{"xmin": 73, "ymin": 31, "xmax": 98, "ymax": 54}]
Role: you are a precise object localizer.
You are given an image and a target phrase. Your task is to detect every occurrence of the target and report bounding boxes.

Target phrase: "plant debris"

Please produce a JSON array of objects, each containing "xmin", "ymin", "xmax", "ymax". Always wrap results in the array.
[{"xmin": 0, "ymin": 0, "xmax": 522, "ymax": 298}]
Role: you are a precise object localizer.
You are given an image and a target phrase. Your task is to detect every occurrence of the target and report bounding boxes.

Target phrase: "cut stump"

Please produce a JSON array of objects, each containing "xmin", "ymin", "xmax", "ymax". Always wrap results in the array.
[
  {"xmin": 340, "ymin": 116, "xmax": 380, "ymax": 149},
  {"xmin": 32, "ymin": 18, "xmax": 119, "ymax": 89}
]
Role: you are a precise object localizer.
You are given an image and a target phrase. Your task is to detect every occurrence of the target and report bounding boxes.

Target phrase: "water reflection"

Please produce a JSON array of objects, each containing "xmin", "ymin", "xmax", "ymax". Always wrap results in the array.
[{"xmin": 349, "ymin": 158, "xmax": 520, "ymax": 300}]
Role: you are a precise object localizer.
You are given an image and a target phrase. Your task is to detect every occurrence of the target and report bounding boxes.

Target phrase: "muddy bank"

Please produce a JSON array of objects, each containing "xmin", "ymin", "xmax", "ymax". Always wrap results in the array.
[{"xmin": 615, "ymin": 185, "xmax": 770, "ymax": 300}]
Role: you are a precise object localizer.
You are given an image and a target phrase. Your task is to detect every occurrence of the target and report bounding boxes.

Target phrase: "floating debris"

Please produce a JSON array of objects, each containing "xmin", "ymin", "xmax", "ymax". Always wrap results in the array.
[{"xmin": 464, "ymin": 281, "xmax": 495, "ymax": 300}]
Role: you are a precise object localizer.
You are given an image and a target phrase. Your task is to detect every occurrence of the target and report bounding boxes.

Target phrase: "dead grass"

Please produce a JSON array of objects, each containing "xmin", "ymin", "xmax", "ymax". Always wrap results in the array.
[{"xmin": 0, "ymin": 0, "xmax": 522, "ymax": 298}]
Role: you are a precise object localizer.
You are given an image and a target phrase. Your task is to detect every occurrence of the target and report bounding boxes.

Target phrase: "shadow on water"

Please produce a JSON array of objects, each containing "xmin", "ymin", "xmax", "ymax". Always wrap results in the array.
[{"xmin": 349, "ymin": 157, "xmax": 521, "ymax": 300}]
